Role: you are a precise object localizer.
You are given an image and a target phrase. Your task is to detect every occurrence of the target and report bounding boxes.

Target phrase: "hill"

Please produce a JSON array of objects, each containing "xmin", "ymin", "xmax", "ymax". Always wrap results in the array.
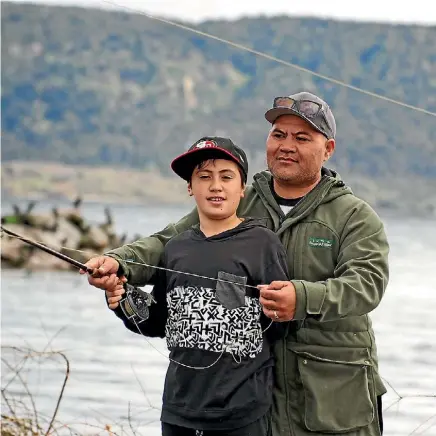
[{"xmin": 1, "ymin": 2, "xmax": 436, "ymax": 214}]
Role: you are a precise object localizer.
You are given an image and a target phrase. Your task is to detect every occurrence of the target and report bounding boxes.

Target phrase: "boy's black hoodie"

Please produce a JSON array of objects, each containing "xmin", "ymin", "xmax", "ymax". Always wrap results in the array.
[{"xmin": 114, "ymin": 218, "xmax": 289, "ymax": 431}]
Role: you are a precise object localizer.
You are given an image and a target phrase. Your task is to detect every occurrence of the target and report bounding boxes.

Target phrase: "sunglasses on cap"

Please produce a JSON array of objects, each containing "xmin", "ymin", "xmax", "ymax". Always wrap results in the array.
[{"xmin": 272, "ymin": 97, "xmax": 334, "ymax": 139}]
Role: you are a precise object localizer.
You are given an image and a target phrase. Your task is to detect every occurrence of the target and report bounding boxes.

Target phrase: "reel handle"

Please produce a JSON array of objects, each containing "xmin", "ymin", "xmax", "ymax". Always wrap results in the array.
[{"xmin": 119, "ymin": 283, "xmax": 156, "ymax": 324}]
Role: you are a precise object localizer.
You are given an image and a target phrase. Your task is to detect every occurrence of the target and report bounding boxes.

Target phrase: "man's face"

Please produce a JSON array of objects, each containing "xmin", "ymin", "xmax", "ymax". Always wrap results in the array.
[
  {"xmin": 266, "ymin": 115, "xmax": 335, "ymax": 187},
  {"xmin": 188, "ymin": 159, "xmax": 245, "ymax": 222}
]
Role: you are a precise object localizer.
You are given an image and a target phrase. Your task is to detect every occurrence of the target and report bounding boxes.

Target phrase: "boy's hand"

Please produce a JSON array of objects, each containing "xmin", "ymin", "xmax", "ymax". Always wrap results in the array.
[{"xmin": 106, "ymin": 283, "xmax": 126, "ymax": 310}]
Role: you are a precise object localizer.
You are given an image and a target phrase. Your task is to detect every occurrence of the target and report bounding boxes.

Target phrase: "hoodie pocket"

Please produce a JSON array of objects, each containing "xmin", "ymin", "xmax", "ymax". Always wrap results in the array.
[
  {"xmin": 215, "ymin": 271, "xmax": 247, "ymax": 310},
  {"xmin": 290, "ymin": 343, "xmax": 375, "ymax": 433}
]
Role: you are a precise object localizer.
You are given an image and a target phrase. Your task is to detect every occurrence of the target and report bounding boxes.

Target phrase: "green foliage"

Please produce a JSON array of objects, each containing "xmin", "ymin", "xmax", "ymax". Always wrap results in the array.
[{"xmin": 1, "ymin": 2, "xmax": 436, "ymax": 181}]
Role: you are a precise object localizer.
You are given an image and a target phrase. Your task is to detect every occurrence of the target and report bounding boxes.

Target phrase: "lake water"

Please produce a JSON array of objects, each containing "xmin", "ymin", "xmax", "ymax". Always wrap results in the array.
[{"xmin": 1, "ymin": 203, "xmax": 436, "ymax": 435}]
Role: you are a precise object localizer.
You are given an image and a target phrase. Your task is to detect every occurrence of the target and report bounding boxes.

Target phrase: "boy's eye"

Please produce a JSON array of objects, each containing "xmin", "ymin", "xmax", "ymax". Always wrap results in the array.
[{"xmin": 199, "ymin": 175, "xmax": 210, "ymax": 179}]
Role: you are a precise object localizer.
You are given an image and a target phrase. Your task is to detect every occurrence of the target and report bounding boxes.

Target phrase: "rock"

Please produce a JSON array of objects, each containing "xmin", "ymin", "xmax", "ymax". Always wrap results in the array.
[
  {"xmin": 1, "ymin": 236, "xmax": 29, "ymax": 266},
  {"xmin": 25, "ymin": 251, "xmax": 71, "ymax": 271},
  {"xmin": 1, "ymin": 200, "xmax": 127, "ymax": 271},
  {"xmin": 25, "ymin": 212, "xmax": 57, "ymax": 231},
  {"xmin": 80, "ymin": 225, "xmax": 110, "ymax": 250},
  {"xmin": 1, "ymin": 224, "xmax": 38, "ymax": 266},
  {"xmin": 54, "ymin": 196, "xmax": 86, "ymax": 230},
  {"xmin": 54, "ymin": 217, "xmax": 82, "ymax": 248}
]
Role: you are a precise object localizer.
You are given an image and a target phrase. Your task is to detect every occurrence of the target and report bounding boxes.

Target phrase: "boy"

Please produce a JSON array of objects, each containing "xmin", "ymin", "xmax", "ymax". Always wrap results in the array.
[{"xmin": 107, "ymin": 137, "xmax": 289, "ymax": 436}]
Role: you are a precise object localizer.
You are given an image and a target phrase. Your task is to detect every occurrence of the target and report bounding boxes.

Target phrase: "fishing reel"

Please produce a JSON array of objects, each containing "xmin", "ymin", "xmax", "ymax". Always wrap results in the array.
[{"xmin": 119, "ymin": 283, "xmax": 156, "ymax": 324}]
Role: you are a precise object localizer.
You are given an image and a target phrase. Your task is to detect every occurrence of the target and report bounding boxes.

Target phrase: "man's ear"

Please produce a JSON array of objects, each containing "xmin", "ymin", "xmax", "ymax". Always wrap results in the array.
[{"xmin": 324, "ymin": 139, "xmax": 335, "ymax": 162}]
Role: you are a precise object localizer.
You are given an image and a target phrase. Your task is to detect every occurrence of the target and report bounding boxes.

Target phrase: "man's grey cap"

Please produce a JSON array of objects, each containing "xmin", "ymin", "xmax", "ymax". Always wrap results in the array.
[{"xmin": 265, "ymin": 91, "xmax": 336, "ymax": 139}]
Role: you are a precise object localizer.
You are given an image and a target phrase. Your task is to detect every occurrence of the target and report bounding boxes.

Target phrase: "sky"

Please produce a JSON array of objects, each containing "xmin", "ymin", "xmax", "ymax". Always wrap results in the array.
[{"xmin": 6, "ymin": 0, "xmax": 436, "ymax": 25}]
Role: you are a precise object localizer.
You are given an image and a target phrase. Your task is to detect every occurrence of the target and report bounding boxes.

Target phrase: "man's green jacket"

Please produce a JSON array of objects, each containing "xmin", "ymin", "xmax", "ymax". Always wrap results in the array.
[{"xmin": 107, "ymin": 169, "xmax": 389, "ymax": 436}]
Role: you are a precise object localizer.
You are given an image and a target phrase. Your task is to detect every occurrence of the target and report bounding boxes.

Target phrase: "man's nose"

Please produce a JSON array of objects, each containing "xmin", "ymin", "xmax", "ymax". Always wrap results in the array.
[{"xmin": 279, "ymin": 138, "xmax": 297, "ymax": 152}]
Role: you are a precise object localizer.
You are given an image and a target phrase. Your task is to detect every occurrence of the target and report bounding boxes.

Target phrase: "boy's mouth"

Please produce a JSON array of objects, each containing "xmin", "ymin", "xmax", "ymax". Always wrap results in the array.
[{"xmin": 207, "ymin": 196, "xmax": 225, "ymax": 202}]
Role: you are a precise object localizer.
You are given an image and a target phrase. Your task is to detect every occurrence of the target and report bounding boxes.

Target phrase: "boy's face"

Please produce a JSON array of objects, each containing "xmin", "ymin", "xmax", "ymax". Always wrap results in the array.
[{"xmin": 188, "ymin": 159, "xmax": 245, "ymax": 221}]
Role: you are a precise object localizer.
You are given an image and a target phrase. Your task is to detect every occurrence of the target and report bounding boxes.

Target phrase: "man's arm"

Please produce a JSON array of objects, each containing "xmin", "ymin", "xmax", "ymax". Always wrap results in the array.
[
  {"xmin": 257, "ymin": 234, "xmax": 290, "ymax": 335},
  {"xmin": 292, "ymin": 203, "xmax": 389, "ymax": 322},
  {"xmin": 260, "ymin": 246, "xmax": 290, "ymax": 284},
  {"xmin": 106, "ymin": 208, "xmax": 199, "ymax": 287}
]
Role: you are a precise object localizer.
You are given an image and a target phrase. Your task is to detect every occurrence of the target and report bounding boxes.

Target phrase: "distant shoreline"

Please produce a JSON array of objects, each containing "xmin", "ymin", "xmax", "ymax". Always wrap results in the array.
[
  {"xmin": 2, "ymin": 160, "xmax": 435, "ymax": 218},
  {"xmin": 1, "ymin": 160, "xmax": 191, "ymax": 207}
]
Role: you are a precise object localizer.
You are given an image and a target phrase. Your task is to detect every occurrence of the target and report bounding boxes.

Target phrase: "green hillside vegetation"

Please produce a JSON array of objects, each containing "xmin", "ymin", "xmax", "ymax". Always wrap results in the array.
[{"xmin": 1, "ymin": 2, "xmax": 435, "ymax": 214}]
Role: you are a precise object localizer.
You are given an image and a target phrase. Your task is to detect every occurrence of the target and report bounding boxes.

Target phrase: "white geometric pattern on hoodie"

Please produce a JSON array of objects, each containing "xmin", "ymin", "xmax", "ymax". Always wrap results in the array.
[{"xmin": 165, "ymin": 286, "xmax": 263, "ymax": 359}]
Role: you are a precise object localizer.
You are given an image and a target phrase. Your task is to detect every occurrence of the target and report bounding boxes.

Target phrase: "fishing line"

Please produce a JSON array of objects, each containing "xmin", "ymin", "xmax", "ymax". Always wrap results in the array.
[
  {"xmin": 124, "ymin": 259, "xmax": 260, "ymax": 290},
  {"xmin": 130, "ymin": 315, "xmax": 269, "ymax": 370},
  {"xmin": 3, "ymin": 231, "xmax": 436, "ymax": 415},
  {"xmin": 1, "ymin": 229, "xmax": 275, "ymax": 370},
  {"xmin": 4, "ymin": 0, "xmax": 436, "ymax": 416},
  {"xmin": 100, "ymin": 0, "xmax": 436, "ymax": 117},
  {"xmin": 0, "ymin": 229, "xmax": 260, "ymax": 290}
]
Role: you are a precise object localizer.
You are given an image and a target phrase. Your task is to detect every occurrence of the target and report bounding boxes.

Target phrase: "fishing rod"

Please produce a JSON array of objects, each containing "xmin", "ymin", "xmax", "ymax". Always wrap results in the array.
[
  {"xmin": 1, "ymin": 226, "xmax": 94, "ymax": 273},
  {"xmin": 2, "ymin": 226, "xmax": 272, "ymax": 370},
  {"xmin": 1, "ymin": 226, "xmax": 262, "ymax": 290},
  {"xmin": 1, "ymin": 225, "xmax": 155, "ymax": 323}
]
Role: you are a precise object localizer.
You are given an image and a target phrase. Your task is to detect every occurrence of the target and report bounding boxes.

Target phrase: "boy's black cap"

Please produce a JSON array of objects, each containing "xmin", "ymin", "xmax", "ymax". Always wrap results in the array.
[{"xmin": 171, "ymin": 137, "xmax": 248, "ymax": 182}]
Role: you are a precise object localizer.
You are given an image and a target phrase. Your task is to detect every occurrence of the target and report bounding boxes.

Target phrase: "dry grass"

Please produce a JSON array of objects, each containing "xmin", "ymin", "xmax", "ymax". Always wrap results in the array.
[
  {"xmin": 1, "ymin": 344, "xmax": 435, "ymax": 435},
  {"xmin": 0, "ymin": 345, "xmax": 155, "ymax": 436}
]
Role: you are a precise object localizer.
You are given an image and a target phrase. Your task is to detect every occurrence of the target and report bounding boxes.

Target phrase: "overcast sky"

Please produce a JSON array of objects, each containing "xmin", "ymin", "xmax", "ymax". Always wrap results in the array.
[{"xmin": 7, "ymin": 0, "xmax": 436, "ymax": 24}]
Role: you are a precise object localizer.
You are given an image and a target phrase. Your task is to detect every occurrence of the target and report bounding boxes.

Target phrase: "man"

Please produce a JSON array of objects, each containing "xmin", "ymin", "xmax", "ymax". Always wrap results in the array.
[{"xmin": 83, "ymin": 92, "xmax": 389, "ymax": 436}]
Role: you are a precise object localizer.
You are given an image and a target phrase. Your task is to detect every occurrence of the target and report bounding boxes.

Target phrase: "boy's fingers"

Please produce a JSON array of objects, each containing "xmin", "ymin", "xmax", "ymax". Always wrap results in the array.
[{"xmin": 108, "ymin": 295, "xmax": 122, "ymax": 305}]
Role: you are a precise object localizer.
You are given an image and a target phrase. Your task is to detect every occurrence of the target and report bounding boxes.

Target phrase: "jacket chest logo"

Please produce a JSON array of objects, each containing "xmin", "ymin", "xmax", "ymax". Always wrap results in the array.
[{"xmin": 308, "ymin": 237, "xmax": 334, "ymax": 248}]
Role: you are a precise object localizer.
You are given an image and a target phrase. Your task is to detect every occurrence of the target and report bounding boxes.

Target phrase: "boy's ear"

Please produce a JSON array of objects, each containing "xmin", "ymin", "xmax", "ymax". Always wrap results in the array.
[
  {"xmin": 241, "ymin": 184, "xmax": 246, "ymax": 198},
  {"xmin": 187, "ymin": 183, "xmax": 193, "ymax": 196}
]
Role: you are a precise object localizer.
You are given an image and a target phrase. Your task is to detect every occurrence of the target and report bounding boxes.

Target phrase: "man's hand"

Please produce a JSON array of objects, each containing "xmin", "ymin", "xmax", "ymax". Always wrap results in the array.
[
  {"xmin": 258, "ymin": 281, "xmax": 296, "ymax": 322},
  {"xmin": 106, "ymin": 283, "xmax": 126, "ymax": 310},
  {"xmin": 79, "ymin": 255, "xmax": 127, "ymax": 290}
]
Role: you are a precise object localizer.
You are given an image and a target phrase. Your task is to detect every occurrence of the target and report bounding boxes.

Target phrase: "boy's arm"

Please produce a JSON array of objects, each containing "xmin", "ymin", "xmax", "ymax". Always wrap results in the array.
[{"xmin": 112, "ymin": 268, "xmax": 168, "ymax": 338}]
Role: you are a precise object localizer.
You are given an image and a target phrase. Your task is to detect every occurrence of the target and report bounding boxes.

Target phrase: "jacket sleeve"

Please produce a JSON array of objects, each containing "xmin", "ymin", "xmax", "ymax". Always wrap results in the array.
[
  {"xmin": 259, "ymin": 238, "xmax": 291, "ymax": 340},
  {"xmin": 261, "ymin": 249, "xmax": 290, "ymax": 284},
  {"xmin": 113, "ymin": 268, "xmax": 168, "ymax": 338},
  {"xmin": 292, "ymin": 203, "xmax": 390, "ymax": 322},
  {"xmin": 105, "ymin": 208, "xmax": 199, "ymax": 286}
]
